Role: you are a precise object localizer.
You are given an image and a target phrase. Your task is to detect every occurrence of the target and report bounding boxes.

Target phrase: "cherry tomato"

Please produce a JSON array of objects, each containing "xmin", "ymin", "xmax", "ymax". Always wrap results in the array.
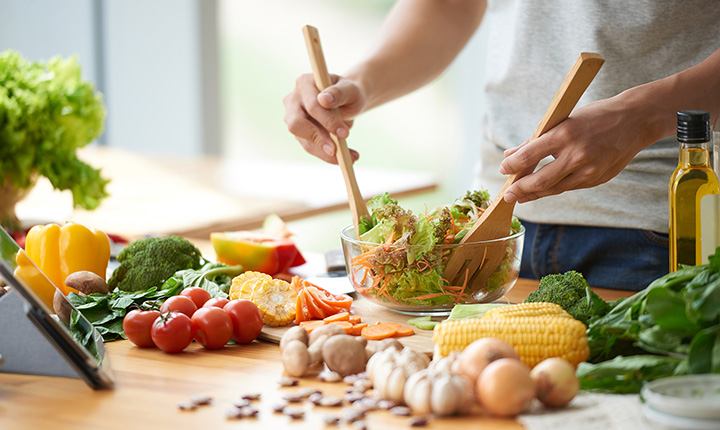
[
  {"xmin": 151, "ymin": 311, "xmax": 193, "ymax": 353},
  {"xmin": 224, "ymin": 299, "xmax": 263, "ymax": 344},
  {"xmin": 203, "ymin": 297, "xmax": 230, "ymax": 309},
  {"xmin": 160, "ymin": 295, "xmax": 197, "ymax": 318},
  {"xmin": 180, "ymin": 287, "xmax": 212, "ymax": 308},
  {"xmin": 191, "ymin": 307, "xmax": 233, "ymax": 349},
  {"xmin": 123, "ymin": 309, "xmax": 161, "ymax": 347}
]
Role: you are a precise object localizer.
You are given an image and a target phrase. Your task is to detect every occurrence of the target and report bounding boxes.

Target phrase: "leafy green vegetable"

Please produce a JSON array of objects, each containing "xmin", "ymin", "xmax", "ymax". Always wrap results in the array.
[
  {"xmin": 161, "ymin": 262, "xmax": 244, "ymax": 299},
  {"xmin": 351, "ymin": 190, "xmax": 522, "ymax": 308},
  {"xmin": 525, "ymin": 270, "xmax": 609, "ymax": 324},
  {"xmin": 0, "ymin": 50, "xmax": 108, "ymax": 224},
  {"xmin": 580, "ymin": 249, "xmax": 720, "ymax": 392},
  {"xmin": 108, "ymin": 235, "xmax": 204, "ymax": 292}
]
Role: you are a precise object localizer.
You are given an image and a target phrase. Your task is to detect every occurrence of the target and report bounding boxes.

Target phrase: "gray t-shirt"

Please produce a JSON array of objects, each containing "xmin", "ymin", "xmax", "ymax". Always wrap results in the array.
[{"xmin": 475, "ymin": 0, "xmax": 720, "ymax": 233}]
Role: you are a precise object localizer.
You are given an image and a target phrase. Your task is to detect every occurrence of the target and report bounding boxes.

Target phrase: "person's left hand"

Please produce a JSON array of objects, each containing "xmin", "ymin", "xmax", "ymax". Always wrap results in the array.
[{"xmin": 498, "ymin": 95, "xmax": 654, "ymax": 203}]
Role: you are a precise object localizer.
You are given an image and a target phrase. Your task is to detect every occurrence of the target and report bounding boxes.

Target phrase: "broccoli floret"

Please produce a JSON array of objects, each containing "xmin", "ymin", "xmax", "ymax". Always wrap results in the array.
[
  {"xmin": 108, "ymin": 235, "xmax": 204, "ymax": 292},
  {"xmin": 525, "ymin": 270, "xmax": 609, "ymax": 324}
]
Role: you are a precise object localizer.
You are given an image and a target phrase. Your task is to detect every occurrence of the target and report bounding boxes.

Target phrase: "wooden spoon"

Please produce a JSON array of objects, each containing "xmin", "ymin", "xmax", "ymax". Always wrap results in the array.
[
  {"xmin": 443, "ymin": 52, "xmax": 605, "ymax": 291},
  {"xmin": 302, "ymin": 25, "xmax": 370, "ymax": 236}
]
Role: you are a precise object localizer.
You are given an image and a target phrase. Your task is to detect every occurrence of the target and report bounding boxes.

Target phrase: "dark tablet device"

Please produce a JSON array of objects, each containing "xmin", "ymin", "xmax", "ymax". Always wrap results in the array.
[{"xmin": 0, "ymin": 226, "xmax": 114, "ymax": 389}]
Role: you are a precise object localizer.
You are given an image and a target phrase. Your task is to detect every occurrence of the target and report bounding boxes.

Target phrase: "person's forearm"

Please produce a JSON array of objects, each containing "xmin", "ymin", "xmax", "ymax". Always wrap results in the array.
[
  {"xmin": 346, "ymin": 0, "xmax": 486, "ymax": 111},
  {"xmin": 620, "ymin": 47, "xmax": 720, "ymax": 145}
]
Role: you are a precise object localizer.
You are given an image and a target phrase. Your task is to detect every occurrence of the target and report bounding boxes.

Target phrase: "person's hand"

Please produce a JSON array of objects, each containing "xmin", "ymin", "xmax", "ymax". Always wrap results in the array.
[
  {"xmin": 498, "ymin": 96, "xmax": 652, "ymax": 203},
  {"xmin": 283, "ymin": 73, "xmax": 366, "ymax": 164}
]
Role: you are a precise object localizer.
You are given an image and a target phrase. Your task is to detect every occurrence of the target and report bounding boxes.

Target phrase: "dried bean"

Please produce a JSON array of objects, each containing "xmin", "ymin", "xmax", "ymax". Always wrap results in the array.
[
  {"xmin": 343, "ymin": 374, "xmax": 359, "ymax": 385},
  {"xmin": 233, "ymin": 399, "xmax": 251, "ymax": 408},
  {"xmin": 354, "ymin": 397, "xmax": 379, "ymax": 412},
  {"xmin": 283, "ymin": 408, "xmax": 305, "ymax": 420},
  {"xmin": 389, "ymin": 406, "xmax": 411, "ymax": 416},
  {"xmin": 323, "ymin": 415, "xmax": 341, "ymax": 425},
  {"xmin": 297, "ymin": 387, "xmax": 322, "ymax": 398},
  {"xmin": 177, "ymin": 401, "xmax": 197, "ymax": 411},
  {"xmin": 408, "ymin": 416, "xmax": 429, "ymax": 427},
  {"xmin": 239, "ymin": 406, "xmax": 259, "ymax": 417},
  {"xmin": 189, "ymin": 394, "xmax": 212, "ymax": 406},
  {"xmin": 353, "ymin": 379, "xmax": 373, "ymax": 392},
  {"xmin": 308, "ymin": 392, "xmax": 324, "ymax": 405},
  {"xmin": 282, "ymin": 392, "xmax": 305, "ymax": 403},
  {"xmin": 319, "ymin": 369, "xmax": 342, "ymax": 382},
  {"xmin": 345, "ymin": 392, "xmax": 366, "ymax": 403},
  {"xmin": 319, "ymin": 396, "xmax": 343, "ymax": 407},
  {"xmin": 352, "ymin": 420, "xmax": 368, "ymax": 430},
  {"xmin": 278, "ymin": 377, "xmax": 299, "ymax": 387},
  {"xmin": 342, "ymin": 408, "xmax": 366, "ymax": 423},
  {"xmin": 272, "ymin": 402, "xmax": 288, "ymax": 413},
  {"xmin": 225, "ymin": 408, "xmax": 243, "ymax": 419},
  {"xmin": 377, "ymin": 400, "xmax": 397, "ymax": 410},
  {"xmin": 241, "ymin": 392, "xmax": 262, "ymax": 401}
]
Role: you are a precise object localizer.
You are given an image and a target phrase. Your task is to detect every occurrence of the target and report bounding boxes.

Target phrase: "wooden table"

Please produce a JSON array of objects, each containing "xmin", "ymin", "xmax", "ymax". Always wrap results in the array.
[{"xmin": 0, "ymin": 280, "xmax": 632, "ymax": 430}]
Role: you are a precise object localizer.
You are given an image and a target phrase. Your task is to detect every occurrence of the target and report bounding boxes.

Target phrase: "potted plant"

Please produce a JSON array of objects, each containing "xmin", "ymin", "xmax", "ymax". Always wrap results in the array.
[{"xmin": 0, "ymin": 50, "xmax": 108, "ymax": 231}]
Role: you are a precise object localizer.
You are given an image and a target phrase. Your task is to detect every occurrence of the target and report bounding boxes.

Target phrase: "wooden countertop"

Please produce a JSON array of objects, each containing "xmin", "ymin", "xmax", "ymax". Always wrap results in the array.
[{"xmin": 0, "ymin": 279, "xmax": 633, "ymax": 430}]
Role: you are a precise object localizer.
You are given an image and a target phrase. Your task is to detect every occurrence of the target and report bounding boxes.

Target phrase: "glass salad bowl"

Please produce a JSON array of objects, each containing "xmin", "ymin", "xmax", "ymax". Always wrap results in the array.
[{"xmin": 340, "ymin": 224, "xmax": 525, "ymax": 315}]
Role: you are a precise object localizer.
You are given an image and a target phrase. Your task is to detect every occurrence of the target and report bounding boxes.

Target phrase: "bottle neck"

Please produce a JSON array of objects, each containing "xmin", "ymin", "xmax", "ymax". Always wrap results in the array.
[{"xmin": 679, "ymin": 141, "xmax": 711, "ymax": 166}]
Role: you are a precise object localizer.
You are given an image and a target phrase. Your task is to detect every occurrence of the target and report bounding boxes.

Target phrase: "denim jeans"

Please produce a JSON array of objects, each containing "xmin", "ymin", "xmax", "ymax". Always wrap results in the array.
[{"xmin": 518, "ymin": 219, "xmax": 669, "ymax": 292}]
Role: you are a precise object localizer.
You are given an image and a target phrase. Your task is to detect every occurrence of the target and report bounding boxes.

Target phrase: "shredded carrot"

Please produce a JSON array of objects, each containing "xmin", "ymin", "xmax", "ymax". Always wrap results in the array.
[
  {"xmin": 299, "ymin": 320, "xmax": 325, "ymax": 333},
  {"xmin": 323, "ymin": 311, "xmax": 350, "ymax": 323},
  {"xmin": 349, "ymin": 323, "xmax": 368, "ymax": 336},
  {"xmin": 361, "ymin": 323, "xmax": 398, "ymax": 340},
  {"xmin": 328, "ymin": 320, "xmax": 354, "ymax": 333},
  {"xmin": 348, "ymin": 315, "xmax": 362, "ymax": 325},
  {"xmin": 394, "ymin": 326, "xmax": 414, "ymax": 337}
]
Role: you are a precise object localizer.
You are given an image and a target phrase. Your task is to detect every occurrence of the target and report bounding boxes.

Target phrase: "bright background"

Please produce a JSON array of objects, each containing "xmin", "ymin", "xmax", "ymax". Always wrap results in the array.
[{"xmin": 0, "ymin": 0, "xmax": 489, "ymax": 253}]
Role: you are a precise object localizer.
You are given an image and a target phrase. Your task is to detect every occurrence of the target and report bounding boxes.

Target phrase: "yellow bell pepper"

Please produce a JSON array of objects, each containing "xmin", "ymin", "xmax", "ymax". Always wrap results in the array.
[
  {"xmin": 25, "ymin": 222, "xmax": 111, "ymax": 295},
  {"xmin": 14, "ymin": 249, "xmax": 57, "ymax": 310}
]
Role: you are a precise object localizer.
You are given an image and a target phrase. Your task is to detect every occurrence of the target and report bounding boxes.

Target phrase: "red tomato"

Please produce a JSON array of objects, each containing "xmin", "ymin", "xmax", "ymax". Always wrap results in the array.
[
  {"xmin": 123, "ymin": 309, "xmax": 161, "ymax": 347},
  {"xmin": 203, "ymin": 297, "xmax": 230, "ymax": 309},
  {"xmin": 160, "ymin": 295, "xmax": 197, "ymax": 318},
  {"xmin": 191, "ymin": 307, "xmax": 233, "ymax": 349},
  {"xmin": 224, "ymin": 299, "xmax": 263, "ymax": 344},
  {"xmin": 151, "ymin": 312, "xmax": 193, "ymax": 353},
  {"xmin": 180, "ymin": 287, "xmax": 212, "ymax": 308}
]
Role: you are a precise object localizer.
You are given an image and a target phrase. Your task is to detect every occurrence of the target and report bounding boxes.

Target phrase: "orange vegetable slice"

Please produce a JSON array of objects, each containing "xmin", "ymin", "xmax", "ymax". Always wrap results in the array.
[
  {"xmin": 361, "ymin": 323, "xmax": 398, "ymax": 340},
  {"xmin": 349, "ymin": 323, "xmax": 368, "ymax": 336},
  {"xmin": 327, "ymin": 321, "xmax": 353, "ymax": 333},
  {"xmin": 348, "ymin": 315, "xmax": 362, "ymax": 325},
  {"xmin": 324, "ymin": 312, "xmax": 350, "ymax": 323},
  {"xmin": 299, "ymin": 320, "xmax": 326, "ymax": 333},
  {"xmin": 394, "ymin": 326, "xmax": 414, "ymax": 337}
]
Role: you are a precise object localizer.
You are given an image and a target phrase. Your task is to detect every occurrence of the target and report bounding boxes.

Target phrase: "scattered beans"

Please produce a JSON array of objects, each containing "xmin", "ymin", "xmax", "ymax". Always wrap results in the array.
[
  {"xmin": 319, "ymin": 396, "xmax": 343, "ymax": 408},
  {"xmin": 177, "ymin": 401, "xmax": 197, "ymax": 411},
  {"xmin": 308, "ymin": 392, "xmax": 324, "ymax": 405},
  {"xmin": 408, "ymin": 416, "xmax": 430, "ymax": 427},
  {"xmin": 225, "ymin": 408, "xmax": 243, "ymax": 419},
  {"xmin": 342, "ymin": 407, "xmax": 366, "ymax": 423},
  {"xmin": 272, "ymin": 402, "xmax": 288, "ymax": 413},
  {"xmin": 189, "ymin": 394, "xmax": 212, "ymax": 406},
  {"xmin": 283, "ymin": 408, "xmax": 305, "ymax": 420},
  {"xmin": 233, "ymin": 399, "xmax": 251, "ymax": 409},
  {"xmin": 352, "ymin": 420, "xmax": 368, "ymax": 430},
  {"xmin": 282, "ymin": 392, "xmax": 305, "ymax": 403},
  {"xmin": 297, "ymin": 387, "xmax": 322, "ymax": 398},
  {"xmin": 377, "ymin": 400, "xmax": 397, "ymax": 410},
  {"xmin": 323, "ymin": 415, "xmax": 341, "ymax": 425},
  {"xmin": 240, "ymin": 392, "xmax": 262, "ymax": 401},
  {"xmin": 354, "ymin": 397, "xmax": 379, "ymax": 412},
  {"xmin": 278, "ymin": 377, "xmax": 299, "ymax": 387},
  {"xmin": 353, "ymin": 379, "xmax": 373, "ymax": 392},
  {"xmin": 343, "ymin": 374, "xmax": 360, "ymax": 385},
  {"xmin": 345, "ymin": 392, "xmax": 366, "ymax": 403},
  {"xmin": 389, "ymin": 406, "xmax": 411, "ymax": 416},
  {"xmin": 240, "ymin": 406, "xmax": 259, "ymax": 417}
]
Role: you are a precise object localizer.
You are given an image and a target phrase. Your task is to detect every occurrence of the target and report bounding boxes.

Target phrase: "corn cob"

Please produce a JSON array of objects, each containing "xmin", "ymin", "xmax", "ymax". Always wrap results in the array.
[
  {"xmin": 483, "ymin": 302, "xmax": 571, "ymax": 320},
  {"xmin": 432, "ymin": 316, "xmax": 589, "ymax": 368},
  {"xmin": 230, "ymin": 271, "xmax": 296, "ymax": 326}
]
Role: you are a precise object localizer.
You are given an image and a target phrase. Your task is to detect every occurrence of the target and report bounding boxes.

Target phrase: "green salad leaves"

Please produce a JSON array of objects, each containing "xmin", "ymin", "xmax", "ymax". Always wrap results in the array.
[
  {"xmin": 0, "ymin": 50, "xmax": 108, "ymax": 222},
  {"xmin": 352, "ymin": 191, "xmax": 522, "ymax": 307}
]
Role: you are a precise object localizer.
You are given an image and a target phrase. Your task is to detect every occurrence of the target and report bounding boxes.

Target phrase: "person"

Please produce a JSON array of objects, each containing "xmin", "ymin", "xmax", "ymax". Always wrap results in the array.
[{"xmin": 283, "ymin": 0, "xmax": 720, "ymax": 291}]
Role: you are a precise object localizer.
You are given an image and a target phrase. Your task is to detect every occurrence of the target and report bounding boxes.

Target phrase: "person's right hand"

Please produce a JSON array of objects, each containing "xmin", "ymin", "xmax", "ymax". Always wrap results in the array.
[{"xmin": 283, "ymin": 73, "xmax": 366, "ymax": 164}]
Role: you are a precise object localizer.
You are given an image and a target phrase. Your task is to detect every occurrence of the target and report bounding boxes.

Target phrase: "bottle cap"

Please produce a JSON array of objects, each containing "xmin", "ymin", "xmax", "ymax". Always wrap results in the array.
[{"xmin": 677, "ymin": 110, "xmax": 710, "ymax": 143}]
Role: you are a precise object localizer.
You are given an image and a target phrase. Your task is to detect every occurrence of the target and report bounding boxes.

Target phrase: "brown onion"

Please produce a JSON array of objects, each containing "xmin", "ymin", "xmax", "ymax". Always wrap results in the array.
[
  {"xmin": 455, "ymin": 338, "xmax": 519, "ymax": 383},
  {"xmin": 476, "ymin": 358, "xmax": 535, "ymax": 417},
  {"xmin": 530, "ymin": 358, "xmax": 579, "ymax": 408}
]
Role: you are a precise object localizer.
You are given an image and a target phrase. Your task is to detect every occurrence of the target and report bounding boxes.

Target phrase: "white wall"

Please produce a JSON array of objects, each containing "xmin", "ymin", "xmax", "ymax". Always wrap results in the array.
[{"xmin": 0, "ymin": 0, "xmax": 218, "ymax": 156}]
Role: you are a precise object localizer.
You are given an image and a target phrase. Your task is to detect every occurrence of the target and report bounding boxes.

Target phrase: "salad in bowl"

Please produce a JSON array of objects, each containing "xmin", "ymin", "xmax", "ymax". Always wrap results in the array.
[{"xmin": 341, "ymin": 191, "xmax": 524, "ymax": 314}]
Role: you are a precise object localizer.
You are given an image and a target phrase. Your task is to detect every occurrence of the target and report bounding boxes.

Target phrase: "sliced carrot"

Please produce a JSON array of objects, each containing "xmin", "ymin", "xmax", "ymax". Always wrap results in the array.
[
  {"xmin": 327, "ymin": 320, "xmax": 353, "ymax": 333},
  {"xmin": 303, "ymin": 289, "xmax": 326, "ymax": 319},
  {"xmin": 348, "ymin": 315, "xmax": 362, "ymax": 325},
  {"xmin": 324, "ymin": 311, "xmax": 350, "ymax": 323},
  {"xmin": 295, "ymin": 290, "xmax": 307, "ymax": 324},
  {"xmin": 361, "ymin": 323, "xmax": 398, "ymax": 340},
  {"xmin": 394, "ymin": 326, "xmax": 414, "ymax": 337},
  {"xmin": 349, "ymin": 323, "xmax": 368, "ymax": 336},
  {"xmin": 377, "ymin": 321, "xmax": 402, "ymax": 328},
  {"xmin": 299, "ymin": 320, "xmax": 326, "ymax": 333}
]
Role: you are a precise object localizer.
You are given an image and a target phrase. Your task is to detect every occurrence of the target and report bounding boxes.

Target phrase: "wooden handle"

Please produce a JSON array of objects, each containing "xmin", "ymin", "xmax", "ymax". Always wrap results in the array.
[
  {"xmin": 506, "ymin": 52, "xmax": 605, "ymax": 184},
  {"xmin": 302, "ymin": 25, "xmax": 370, "ymax": 234}
]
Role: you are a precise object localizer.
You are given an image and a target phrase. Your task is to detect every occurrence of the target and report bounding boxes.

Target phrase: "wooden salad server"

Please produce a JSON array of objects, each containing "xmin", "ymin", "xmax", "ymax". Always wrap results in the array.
[
  {"xmin": 302, "ymin": 25, "xmax": 370, "ymax": 236},
  {"xmin": 443, "ymin": 52, "xmax": 605, "ymax": 292}
]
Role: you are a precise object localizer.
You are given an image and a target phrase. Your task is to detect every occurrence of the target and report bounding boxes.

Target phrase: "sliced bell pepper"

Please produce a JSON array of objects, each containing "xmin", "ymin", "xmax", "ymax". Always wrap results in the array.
[
  {"xmin": 25, "ymin": 222, "xmax": 111, "ymax": 295},
  {"xmin": 210, "ymin": 231, "xmax": 305, "ymax": 276}
]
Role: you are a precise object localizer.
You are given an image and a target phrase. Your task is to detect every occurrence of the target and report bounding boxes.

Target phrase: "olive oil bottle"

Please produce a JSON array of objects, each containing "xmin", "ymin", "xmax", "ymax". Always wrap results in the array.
[{"xmin": 669, "ymin": 110, "xmax": 720, "ymax": 271}]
